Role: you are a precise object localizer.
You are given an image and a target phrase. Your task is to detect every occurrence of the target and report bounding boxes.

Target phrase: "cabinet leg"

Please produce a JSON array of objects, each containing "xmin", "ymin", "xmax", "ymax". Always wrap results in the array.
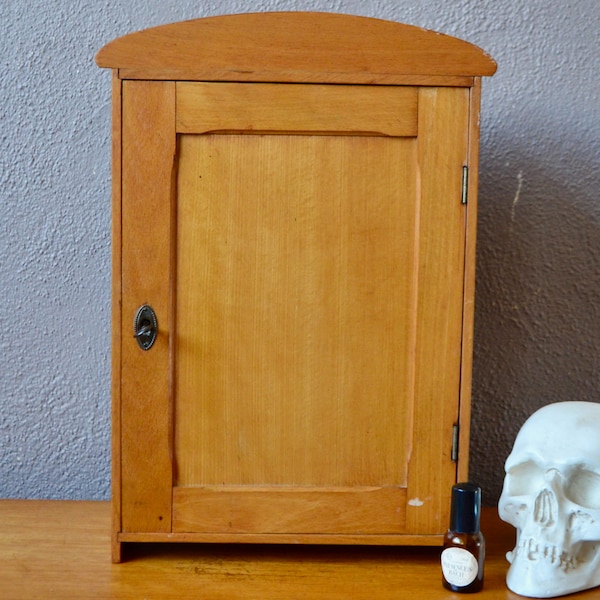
[{"xmin": 112, "ymin": 534, "xmax": 122, "ymax": 563}]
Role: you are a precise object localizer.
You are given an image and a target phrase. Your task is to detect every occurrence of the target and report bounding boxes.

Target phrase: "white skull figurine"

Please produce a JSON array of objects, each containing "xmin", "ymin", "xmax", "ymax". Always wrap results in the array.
[{"xmin": 498, "ymin": 401, "xmax": 600, "ymax": 598}]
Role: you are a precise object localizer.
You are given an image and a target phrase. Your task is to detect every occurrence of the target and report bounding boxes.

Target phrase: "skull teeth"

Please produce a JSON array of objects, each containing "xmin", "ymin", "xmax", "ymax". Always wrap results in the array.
[{"xmin": 516, "ymin": 538, "xmax": 579, "ymax": 572}]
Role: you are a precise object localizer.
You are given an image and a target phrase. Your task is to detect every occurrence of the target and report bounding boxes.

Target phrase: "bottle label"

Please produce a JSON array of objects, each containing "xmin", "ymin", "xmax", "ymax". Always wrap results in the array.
[{"xmin": 441, "ymin": 547, "xmax": 478, "ymax": 587}]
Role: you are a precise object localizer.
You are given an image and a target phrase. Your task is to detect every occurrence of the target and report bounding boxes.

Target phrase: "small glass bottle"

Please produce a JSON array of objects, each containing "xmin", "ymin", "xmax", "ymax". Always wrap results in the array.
[{"xmin": 441, "ymin": 482, "xmax": 485, "ymax": 593}]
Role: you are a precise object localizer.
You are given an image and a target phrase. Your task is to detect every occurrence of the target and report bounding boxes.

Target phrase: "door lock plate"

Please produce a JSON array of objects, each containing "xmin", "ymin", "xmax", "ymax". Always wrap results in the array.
[{"xmin": 133, "ymin": 304, "xmax": 158, "ymax": 350}]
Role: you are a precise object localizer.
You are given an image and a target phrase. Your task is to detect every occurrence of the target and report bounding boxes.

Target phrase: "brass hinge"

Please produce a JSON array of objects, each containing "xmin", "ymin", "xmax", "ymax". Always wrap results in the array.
[
  {"xmin": 461, "ymin": 166, "xmax": 469, "ymax": 205},
  {"xmin": 451, "ymin": 423, "xmax": 460, "ymax": 462}
]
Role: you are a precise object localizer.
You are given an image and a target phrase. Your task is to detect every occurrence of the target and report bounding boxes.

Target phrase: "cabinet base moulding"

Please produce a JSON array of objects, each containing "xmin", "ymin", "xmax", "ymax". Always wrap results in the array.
[{"xmin": 117, "ymin": 532, "xmax": 444, "ymax": 547}]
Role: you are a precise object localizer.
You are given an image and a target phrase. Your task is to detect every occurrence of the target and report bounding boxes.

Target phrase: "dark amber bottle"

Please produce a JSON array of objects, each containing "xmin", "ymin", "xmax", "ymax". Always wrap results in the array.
[{"xmin": 441, "ymin": 482, "xmax": 485, "ymax": 593}]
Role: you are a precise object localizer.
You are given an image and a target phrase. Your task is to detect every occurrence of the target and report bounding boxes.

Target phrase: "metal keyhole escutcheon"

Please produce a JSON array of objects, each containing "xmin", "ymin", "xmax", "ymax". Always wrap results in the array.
[{"xmin": 133, "ymin": 304, "xmax": 158, "ymax": 350}]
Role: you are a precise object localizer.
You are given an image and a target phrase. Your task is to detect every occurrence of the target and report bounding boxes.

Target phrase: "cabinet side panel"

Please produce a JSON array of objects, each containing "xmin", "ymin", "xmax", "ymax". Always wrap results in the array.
[
  {"xmin": 120, "ymin": 80, "xmax": 175, "ymax": 533},
  {"xmin": 406, "ymin": 87, "xmax": 470, "ymax": 534},
  {"xmin": 110, "ymin": 71, "xmax": 123, "ymax": 562}
]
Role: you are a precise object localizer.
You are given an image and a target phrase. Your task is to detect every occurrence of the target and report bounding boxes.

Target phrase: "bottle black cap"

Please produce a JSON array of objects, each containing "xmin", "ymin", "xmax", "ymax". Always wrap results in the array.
[{"xmin": 449, "ymin": 482, "xmax": 481, "ymax": 534}]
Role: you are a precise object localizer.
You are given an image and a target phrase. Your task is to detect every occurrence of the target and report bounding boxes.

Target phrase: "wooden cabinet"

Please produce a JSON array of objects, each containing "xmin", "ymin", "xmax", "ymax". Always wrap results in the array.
[{"xmin": 96, "ymin": 12, "xmax": 496, "ymax": 562}]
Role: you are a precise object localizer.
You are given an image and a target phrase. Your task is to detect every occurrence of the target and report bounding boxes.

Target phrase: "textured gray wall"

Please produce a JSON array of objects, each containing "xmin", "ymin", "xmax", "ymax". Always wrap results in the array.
[{"xmin": 1, "ymin": 0, "xmax": 598, "ymax": 505}]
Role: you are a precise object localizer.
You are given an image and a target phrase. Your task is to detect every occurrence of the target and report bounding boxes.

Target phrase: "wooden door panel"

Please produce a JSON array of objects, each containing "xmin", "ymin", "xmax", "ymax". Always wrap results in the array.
[
  {"xmin": 170, "ymin": 83, "xmax": 469, "ymax": 535},
  {"xmin": 118, "ymin": 81, "xmax": 469, "ymax": 538},
  {"xmin": 174, "ymin": 133, "xmax": 417, "ymax": 490}
]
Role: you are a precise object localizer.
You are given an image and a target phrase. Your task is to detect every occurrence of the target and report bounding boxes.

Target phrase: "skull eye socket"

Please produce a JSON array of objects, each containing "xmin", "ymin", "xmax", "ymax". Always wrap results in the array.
[
  {"xmin": 507, "ymin": 460, "xmax": 545, "ymax": 496},
  {"xmin": 566, "ymin": 469, "xmax": 600, "ymax": 509}
]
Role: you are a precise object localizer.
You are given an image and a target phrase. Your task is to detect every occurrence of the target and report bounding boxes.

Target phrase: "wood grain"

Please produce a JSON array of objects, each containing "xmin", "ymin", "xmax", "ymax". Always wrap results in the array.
[
  {"xmin": 1, "ymin": 500, "xmax": 557, "ymax": 600},
  {"xmin": 172, "ymin": 486, "xmax": 407, "ymax": 534},
  {"xmin": 457, "ymin": 78, "xmax": 484, "ymax": 481},
  {"xmin": 405, "ymin": 87, "xmax": 470, "ymax": 535},
  {"xmin": 120, "ymin": 81, "xmax": 175, "ymax": 534},
  {"xmin": 102, "ymin": 11, "xmax": 496, "ymax": 555},
  {"xmin": 175, "ymin": 133, "xmax": 416, "ymax": 490},
  {"xmin": 176, "ymin": 82, "xmax": 418, "ymax": 136},
  {"xmin": 95, "ymin": 12, "xmax": 497, "ymax": 83},
  {"xmin": 110, "ymin": 70, "xmax": 123, "ymax": 563}
]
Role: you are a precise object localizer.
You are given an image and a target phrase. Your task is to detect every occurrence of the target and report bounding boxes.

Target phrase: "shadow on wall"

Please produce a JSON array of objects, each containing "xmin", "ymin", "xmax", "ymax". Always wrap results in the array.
[{"xmin": 469, "ymin": 141, "xmax": 600, "ymax": 505}]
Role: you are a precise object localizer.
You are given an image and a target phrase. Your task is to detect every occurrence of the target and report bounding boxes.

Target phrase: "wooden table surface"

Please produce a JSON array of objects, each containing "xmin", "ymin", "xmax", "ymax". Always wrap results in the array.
[{"xmin": 0, "ymin": 500, "xmax": 595, "ymax": 599}]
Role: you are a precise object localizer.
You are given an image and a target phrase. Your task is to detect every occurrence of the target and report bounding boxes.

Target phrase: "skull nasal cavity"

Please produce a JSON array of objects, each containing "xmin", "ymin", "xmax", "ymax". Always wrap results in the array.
[{"xmin": 534, "ymin": 489, "xmax": 557, "ymax": 526}]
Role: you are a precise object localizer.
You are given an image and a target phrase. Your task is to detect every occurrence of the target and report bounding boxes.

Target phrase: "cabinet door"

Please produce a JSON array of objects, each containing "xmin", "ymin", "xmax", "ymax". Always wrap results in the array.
[{"xmin": 118, "ymin": 80, "xmax": 469, "ymax": 540}]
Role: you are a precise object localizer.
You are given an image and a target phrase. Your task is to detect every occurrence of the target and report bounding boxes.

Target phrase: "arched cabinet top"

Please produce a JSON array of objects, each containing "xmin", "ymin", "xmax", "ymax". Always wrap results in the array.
[{"xmin": 95, "ymin": 12, "xmax": 496, "ymax": 85}]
